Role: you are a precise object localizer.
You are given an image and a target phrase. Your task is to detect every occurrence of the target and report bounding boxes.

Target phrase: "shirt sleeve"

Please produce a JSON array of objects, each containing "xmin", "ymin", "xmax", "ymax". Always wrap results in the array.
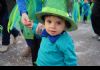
[
  {"xmin": 16, "ymin": 0, "xmax": 28, "ymax": 16},
  {"xmin": 32, "ymin": 23, "xmax": 41, "ymax": 38},
  {"xmin": 32, "ymin": 23, "xmax": 38, "ymax": 34}
]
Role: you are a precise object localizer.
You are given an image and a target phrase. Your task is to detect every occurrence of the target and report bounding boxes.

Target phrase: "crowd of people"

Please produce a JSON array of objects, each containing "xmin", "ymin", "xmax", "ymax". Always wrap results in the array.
[{"xmin": 0, "ymin": 0, "xmax": 100, "ymax": 66}]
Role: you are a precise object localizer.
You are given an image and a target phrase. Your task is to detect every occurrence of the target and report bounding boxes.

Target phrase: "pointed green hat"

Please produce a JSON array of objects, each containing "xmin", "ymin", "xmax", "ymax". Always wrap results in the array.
[{"xmin": 36, "ymin": 0, "xmax": 77, "ymax": 31}]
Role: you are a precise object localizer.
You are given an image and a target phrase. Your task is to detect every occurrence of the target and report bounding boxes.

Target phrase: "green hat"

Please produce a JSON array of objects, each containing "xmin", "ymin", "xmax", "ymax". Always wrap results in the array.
[{"xmin": 36, "ymin": 0, "xmax": 77, "ymax": 31}]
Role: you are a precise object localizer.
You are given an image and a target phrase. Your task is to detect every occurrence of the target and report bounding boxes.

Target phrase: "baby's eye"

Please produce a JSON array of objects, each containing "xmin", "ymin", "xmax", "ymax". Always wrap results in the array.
[
  {"xmin": 47, "ymin": 20, "xmax": 52, "ymax": 24},
  {"xmin": 57, "ymin": 21, "xmax": 61, "ymax": 25}
]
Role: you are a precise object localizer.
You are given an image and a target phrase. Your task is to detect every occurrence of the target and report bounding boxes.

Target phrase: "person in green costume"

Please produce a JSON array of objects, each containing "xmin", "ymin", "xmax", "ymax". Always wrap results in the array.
[
  {"xmin": 81, "ymin": 0, "xmax": 91, "ymax": 24},
  {"xmin": 12, "ymin": 0, "xmax": 44, "ymax": 65}
]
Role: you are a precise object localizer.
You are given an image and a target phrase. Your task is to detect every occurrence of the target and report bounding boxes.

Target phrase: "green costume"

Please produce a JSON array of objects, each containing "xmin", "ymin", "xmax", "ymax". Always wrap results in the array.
[
  {"xmin": 81, "ymin": 1, "xmax": 91, "ymax": 23},
  {"xmin": 72, "ymin": 0, "xmax": 80, "ymax": 23},
  {"xmin": 8, "ymin": 0, "xmax": 44, "ymax": 39}
]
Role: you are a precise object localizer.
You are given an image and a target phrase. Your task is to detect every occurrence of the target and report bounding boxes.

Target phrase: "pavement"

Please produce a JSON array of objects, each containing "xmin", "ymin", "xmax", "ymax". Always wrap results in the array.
[
  {"xmin": 0, "ymin": 34, "xmax": 32, "ymax": 66},
  {"xmin": 69, "ymin": 22, "xmax": 100, "ymax": 66},
  {"xmin": 0, "ymin": 22, "xmax": 100, "ymax": 66}
]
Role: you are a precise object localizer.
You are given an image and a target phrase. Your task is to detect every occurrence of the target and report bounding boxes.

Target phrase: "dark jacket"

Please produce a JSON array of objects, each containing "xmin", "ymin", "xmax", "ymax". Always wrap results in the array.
[
  {"xmin": 0, "ymin": 0, "xmax": 8, "ymax": 16},
  {"xmin": 92, "ymin": 0, "xmax": 100, "ymax": 16}
]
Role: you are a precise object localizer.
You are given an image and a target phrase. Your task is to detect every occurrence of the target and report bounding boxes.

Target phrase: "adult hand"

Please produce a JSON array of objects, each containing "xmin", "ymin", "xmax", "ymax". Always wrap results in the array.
[
  {"xmin": 21, "ymin": 13, "xmax": 30, "ymax": 26},
  {"xmin": 21, "ymin": 13, "xmax": 33, "ymax": 28}
]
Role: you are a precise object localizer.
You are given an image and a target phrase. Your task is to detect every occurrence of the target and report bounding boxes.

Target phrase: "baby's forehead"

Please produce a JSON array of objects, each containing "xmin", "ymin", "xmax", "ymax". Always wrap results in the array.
[{"xmin": 44, "ymin": 15, "xmax": 65, "ymax": 21}]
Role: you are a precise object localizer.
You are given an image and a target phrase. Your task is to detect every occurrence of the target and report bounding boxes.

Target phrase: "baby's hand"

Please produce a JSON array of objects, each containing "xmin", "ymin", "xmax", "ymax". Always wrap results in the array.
[{"xmin": 36, "ymin": 23, "xmax": 44, "ymax": 35}]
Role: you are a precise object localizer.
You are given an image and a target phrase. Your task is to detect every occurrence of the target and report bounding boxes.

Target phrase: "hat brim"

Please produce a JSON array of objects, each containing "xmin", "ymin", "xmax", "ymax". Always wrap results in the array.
[{"xmin": 36, "ymin": 8, "xmax": 77, "ymax": 31}]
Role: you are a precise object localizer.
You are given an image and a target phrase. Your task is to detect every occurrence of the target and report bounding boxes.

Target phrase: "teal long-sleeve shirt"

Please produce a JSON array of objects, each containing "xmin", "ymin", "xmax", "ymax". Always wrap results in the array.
[{"xmin": 32, "ymin": 23, "xmax": 78, "ymax": 66}]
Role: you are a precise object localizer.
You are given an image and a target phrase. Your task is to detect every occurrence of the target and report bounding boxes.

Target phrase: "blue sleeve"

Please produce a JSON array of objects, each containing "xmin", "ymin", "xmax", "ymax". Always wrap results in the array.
[{"xmin": 16, "ymin": 0, "xmax": 28, "ymax": 16}]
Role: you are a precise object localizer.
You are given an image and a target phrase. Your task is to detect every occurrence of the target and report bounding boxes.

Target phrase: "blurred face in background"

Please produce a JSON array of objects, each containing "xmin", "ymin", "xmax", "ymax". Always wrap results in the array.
[{"xmin": 84, "ymin": 0, "xmax": 88, "ymax": 3}]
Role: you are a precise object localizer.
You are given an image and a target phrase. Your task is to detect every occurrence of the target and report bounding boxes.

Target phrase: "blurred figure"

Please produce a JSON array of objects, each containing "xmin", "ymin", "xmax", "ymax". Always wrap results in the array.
[
  {"xmin": 91, "ymin": 0, "xmax": 100, "ymax": 40},
  {"xmin": 88, "ymin": 0, "xmax": 93, "ymax": 6},
  {"xmin": 16, "ymin": 0, "xmax": 43, "ymax": 65},
  {"xmin": 78, "ymin": 0, "xmax": 84, "ymax": 16},
  {"xmin": 82, "ymin": 0, "xmax": 90, "ymax": 24},
  {"xmin": 72, "ymin": 0, "xmax": 80, "ymax": 23},
  {"xmin": 0, "ymin": 0, "xmax": 19, "ymax": 53}
]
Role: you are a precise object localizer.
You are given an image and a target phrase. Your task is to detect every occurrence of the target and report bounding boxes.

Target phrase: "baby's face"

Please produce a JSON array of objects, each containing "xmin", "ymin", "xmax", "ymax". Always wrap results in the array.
[{"xmin": 44, "ymin": 16, "xmax": 66, "ymax": 36}]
